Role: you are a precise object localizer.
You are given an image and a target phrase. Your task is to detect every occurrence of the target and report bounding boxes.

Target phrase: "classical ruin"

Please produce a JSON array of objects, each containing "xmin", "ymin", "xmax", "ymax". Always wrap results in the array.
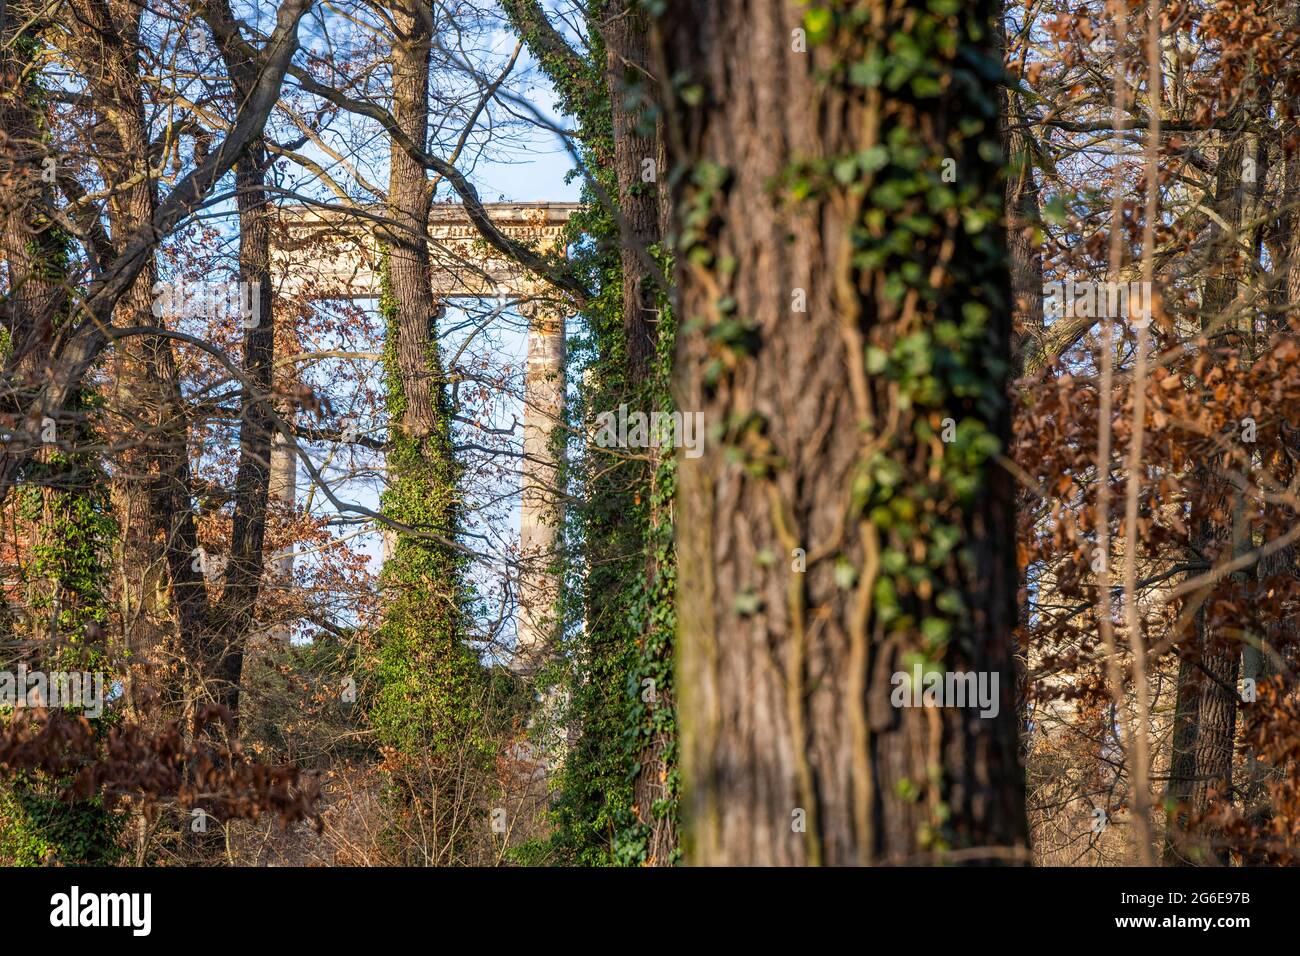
[{"xmin": 272, "ymin": 202, "xmax": 578, "ymax": 673}]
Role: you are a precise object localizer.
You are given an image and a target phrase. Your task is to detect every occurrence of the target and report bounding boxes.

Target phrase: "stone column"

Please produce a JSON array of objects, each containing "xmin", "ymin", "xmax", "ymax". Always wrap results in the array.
[
  {"xmin": 513, "ymin": 295, "xmax": 566, "ymax": 675},
  {"xmin": 267, "ymin": 395, "xmax": 297, "ymax": 647}
]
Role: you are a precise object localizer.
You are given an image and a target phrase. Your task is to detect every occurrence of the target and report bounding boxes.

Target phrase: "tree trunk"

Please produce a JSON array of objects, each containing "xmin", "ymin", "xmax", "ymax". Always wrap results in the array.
[
  {"xmin": 1165, "ymin": 118, "xmax": 1252, "ymax": 863},
  {"xmin": 658, "ymin": 0, "xmax": 1027, "ymax": 864},
  {"xmin": 600, "ymin": 1, "xmax": 677, "ymax": 859},
  {"xmin": 205, "ymin": 141, "xmax": 277, "ymax": 723},
  {"xmin": 601, "ymin": 0, "xmax": 664, "ymax": 382},
  {"xmin": 998, "ymin": 20, "xmax": 1044, "ymax": 374},
  {"xmin": 62, "ymin": 0, "xmax": 209, "ymax": 721}
]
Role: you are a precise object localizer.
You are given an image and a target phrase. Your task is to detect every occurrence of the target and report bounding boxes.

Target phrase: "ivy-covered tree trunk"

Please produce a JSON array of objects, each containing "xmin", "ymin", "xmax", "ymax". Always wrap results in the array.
[
  {"xmin": 601, "ymin": 0, "xmax": 666, "ymax": 382},
  {"xmin": 658, "ymin": 0, "xmax": 1028, "ymax": 864},
  {"xmin": 0, "ymin": 12, "xmax": 121, "ymax": 864},
  {"xmin": 367, "ymin": 1, "xmax": 491, "ymax": 862},
  {"xmin": 57, "ymin": 0, "xmax": 200, "ymax": 729},
  {"xmin": 599, "ymin": 0, "xmax": 680, "ymax": 864},
  {"xmin": 504, "ymin": 0, "xmax": 680, "ymax": 864}
]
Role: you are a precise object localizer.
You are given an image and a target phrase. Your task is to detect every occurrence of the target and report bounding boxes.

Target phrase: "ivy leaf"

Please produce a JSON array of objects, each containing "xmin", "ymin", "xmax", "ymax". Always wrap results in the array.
[{"xmin": 804, "ymin": 7, "xmax": 832, "ymax": 43}]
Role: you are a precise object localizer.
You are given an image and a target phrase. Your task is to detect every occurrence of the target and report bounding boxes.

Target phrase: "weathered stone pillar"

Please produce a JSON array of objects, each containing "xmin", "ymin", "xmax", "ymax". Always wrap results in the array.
[
  {"xmin": 513, "ymin": 295, "xmax": 566, "ymax": 675},
  {"xmin": 267, "ymin": 396, "xmax": 297, "ymax": 647}
]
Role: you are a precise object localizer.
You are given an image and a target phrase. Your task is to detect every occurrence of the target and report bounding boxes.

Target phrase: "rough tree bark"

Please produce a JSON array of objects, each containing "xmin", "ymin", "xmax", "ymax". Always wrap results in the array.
[
  {"xmin": 998, "ymin": 19, "xmax": 1045, "ymax": 375},
  {"xmin": 56, "ymin": 0, "xmax": 207, "ymax": 720},
  {"xmin": 504, "ymin": 0, "xmax": 678, "ymax": 861},
  {"xmin": 657, "ymin": 0, "xmax": 1028, "ymax": 864},
  {"xmin": 598, "ymin": 0, "xmax": 676, "ymax": 860},
  {"xmin": 202, "ymin": 0, "xmax": 281, "ymax": 724},
  {"xmin": 1165, "ymin": 115, "xmax": 1252, "ymax": 864},
  {"xmin": 600, "ymin": 0, "xmax": 665, "ymax": 382}
]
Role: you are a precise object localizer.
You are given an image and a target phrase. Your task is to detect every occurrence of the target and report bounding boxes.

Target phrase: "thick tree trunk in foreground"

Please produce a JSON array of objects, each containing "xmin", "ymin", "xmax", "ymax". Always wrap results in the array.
[{"xmin": 659, "ymin": 0, "xmax": 1027, "ymax": 865}]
